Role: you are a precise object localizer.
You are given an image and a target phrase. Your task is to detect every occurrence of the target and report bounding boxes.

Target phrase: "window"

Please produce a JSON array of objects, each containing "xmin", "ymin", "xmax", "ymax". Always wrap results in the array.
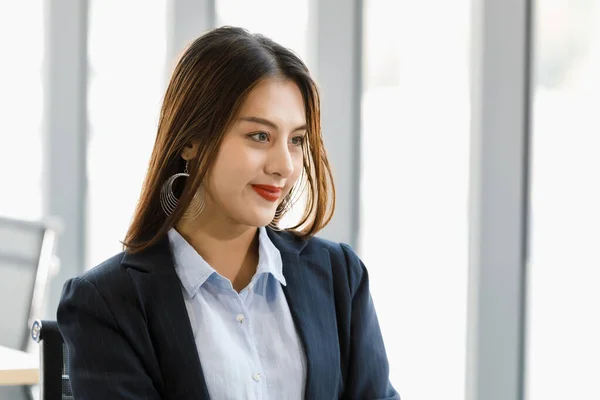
[
  {"xmin": 360, "ymin": 1, "xmax": 471, "ymax": 397},
  {"xmin": 215, "ymin": 0, "xmax": 309, "ymax": 64},
  {"xmin": 86, "ymin": 0, "xmax": 167, "ymax": 267},
  {"xmin": 0, "ymin": 3, "xmax": 44, "ymax": 220},
  {"xmin": 526, "ymin": 1, "xmax": 600, "ymax": 398}
]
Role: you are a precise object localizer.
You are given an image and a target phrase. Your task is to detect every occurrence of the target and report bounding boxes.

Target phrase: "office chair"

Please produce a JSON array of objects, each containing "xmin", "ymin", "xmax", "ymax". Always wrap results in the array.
[
  {"xmin": 0, "ymin": 216, "xmax": 58, "ymax": 351},
  {"xmin": 31, "ymin": 320, "xmax": 73, "ymax": 400}
]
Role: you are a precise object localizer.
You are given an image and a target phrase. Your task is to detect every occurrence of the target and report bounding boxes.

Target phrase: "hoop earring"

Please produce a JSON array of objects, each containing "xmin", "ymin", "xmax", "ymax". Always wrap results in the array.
[
  {"xmin": 160, "ymin": 161, "xmax": 205, "ymax": 219},
  {"xmin": 268, "ymin": 206, "xmax": 286, "ymax": 231},
  {"xmin": 268, "ymin": 173, "xmax": 306, "ymax": 230}
]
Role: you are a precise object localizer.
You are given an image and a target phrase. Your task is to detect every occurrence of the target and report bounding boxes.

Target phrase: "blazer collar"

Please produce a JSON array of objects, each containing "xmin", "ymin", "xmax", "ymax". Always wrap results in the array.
[{"xmin": 121, "ymin": 234, "xmax": 173, "ymax": 271}]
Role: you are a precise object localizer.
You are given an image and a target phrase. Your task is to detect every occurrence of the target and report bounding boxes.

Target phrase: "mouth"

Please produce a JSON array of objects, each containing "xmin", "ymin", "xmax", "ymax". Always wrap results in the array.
[{"xmin": 251, "ymin": 184, "xmax": 282, "ymax": 202}]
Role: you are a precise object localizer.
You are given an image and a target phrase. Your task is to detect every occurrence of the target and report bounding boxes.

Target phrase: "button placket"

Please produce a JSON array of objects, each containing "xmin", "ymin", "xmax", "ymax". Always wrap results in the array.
[{"xmin": 234, "ymin": 291, "xmax": 264, "ymax": 394}]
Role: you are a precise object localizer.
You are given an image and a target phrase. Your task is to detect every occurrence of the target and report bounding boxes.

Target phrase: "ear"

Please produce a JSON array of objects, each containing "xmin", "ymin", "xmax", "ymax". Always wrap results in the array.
[{"xmin": 180, "ymin": 139, "xmax": 200, "ymax": 161}]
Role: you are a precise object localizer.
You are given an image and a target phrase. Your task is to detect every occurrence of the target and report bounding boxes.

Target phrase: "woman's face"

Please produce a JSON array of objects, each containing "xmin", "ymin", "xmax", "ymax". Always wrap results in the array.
[{"xmin": 198, "ymin": 77, "xmax": 307, "ymax": 229}]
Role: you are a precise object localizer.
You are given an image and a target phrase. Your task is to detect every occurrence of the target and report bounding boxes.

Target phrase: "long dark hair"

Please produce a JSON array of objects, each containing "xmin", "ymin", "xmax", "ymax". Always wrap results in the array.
[{"xmin": 123, "ymin": 26, "xmax": 335, "ymax": 253}]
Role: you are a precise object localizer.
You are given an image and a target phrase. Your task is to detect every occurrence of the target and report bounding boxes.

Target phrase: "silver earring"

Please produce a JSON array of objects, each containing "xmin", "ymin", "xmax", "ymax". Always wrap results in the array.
[
  {"xmin": 268, "ymin": 174, "xmax": 306, "ymax": 230},
  {"xmin": 269, "ymin": 195, "xmax": 296, "ymax": 231},
  {"xmin": 160, "ymin": 161, "xmax": 205, "ymax": 219}
]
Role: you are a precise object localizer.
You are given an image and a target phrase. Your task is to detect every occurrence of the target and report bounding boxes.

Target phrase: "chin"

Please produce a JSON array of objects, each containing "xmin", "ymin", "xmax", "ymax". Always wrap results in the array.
[{"xmin": 238, "ymin": 210, "xmax": 276, "ymax": 228}]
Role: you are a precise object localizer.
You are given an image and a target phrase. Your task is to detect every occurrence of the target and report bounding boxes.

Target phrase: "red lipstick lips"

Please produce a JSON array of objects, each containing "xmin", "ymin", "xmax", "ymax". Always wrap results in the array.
[{"xmin": 251, "ymin": 184, "xmax": 282, "ymax": 202}]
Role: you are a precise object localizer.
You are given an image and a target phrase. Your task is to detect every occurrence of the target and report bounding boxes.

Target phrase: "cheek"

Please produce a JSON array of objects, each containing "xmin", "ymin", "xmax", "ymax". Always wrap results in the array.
[
  {"xmin": 221, "ymin": 143, "xmax": 264, "ymax": 172},
  {"xmin": 212, "ymin": 142, "xmax": 253, "ymax": 177},
  {"xmin": 209, "ymin": 164, "xmax": 245, "ymax": 194},
  {"xmin": 207, "ymin": 152, "xmax": 259, "ymax": 195}
]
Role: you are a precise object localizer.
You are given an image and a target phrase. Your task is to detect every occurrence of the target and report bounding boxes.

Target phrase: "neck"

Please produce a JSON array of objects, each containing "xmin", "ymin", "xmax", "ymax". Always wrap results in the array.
[{"xmin": 175, "ymin": 216, "xmax": 260, "ymax": 292}]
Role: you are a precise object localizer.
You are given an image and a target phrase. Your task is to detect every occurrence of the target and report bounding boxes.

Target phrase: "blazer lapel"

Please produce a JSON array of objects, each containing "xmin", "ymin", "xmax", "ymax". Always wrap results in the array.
[
  {"xmin": 268, "ymin": 230, "xmax": 341, "ymax": 399},
  {"xmin": 122, "ymin": 236, "xmax": 210, "ymax": 399}
]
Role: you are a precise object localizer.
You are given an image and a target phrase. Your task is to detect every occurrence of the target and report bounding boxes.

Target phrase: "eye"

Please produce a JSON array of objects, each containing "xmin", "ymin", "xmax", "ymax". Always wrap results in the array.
[
  {"xmin": 290, "ymin": 135, "xmax": 305, "ymax": 146},
  {"xmin": 249, "ymin": 132, "xmax": 269, "ymax": 142}
]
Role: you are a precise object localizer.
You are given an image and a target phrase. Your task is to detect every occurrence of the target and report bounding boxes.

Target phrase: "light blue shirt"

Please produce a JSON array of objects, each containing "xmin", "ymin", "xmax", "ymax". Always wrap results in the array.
[{"xmin": 167, "ymin": 227, "xmax": 307, "ymax": 400}]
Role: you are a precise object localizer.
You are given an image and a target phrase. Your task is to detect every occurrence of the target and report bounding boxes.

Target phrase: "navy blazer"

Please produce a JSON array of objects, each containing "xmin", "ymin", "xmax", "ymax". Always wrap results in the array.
[{"xmin": 57, "ymin": 228, "xmax": 400, "ymax": 399}]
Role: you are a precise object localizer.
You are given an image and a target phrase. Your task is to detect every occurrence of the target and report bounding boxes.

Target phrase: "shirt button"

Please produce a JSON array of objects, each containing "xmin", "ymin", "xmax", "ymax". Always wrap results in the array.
[
  {"xmin": 253, "ymin": 372, "xmax": 261, "ymax": 382},
  {"xmin": 236, "ymin": 314, "xmax": 245, "ymax": 323}
]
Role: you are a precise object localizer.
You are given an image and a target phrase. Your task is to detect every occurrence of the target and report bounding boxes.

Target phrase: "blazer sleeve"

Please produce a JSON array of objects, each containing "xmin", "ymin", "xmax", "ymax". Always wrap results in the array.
[
  {"xmin": 57, "ymin": 276, "xmax": 162, "ymax": 400},
  {"xmin": 340, "ymin": 243, "xmax": 401, "ymax": 400}
]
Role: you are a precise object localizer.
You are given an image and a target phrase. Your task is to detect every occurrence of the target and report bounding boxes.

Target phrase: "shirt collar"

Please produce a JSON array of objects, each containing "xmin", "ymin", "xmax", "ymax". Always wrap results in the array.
[
  {"xmin": 167, "ymin": 226, "xmax": 286, "ymax": 298},
  {"xmin": 256, "ymin": 226, "xmax": 286, "ymax": 286},
  {"xmin": 167, "ymin": 228, "xmax": 215, "ymax": 298}
]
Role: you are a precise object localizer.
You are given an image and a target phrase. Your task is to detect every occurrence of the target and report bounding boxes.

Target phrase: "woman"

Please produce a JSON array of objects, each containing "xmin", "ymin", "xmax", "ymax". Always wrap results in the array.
[{"xmin": 57, "ymin": 26, "xmax": 399, "ymax": 400}]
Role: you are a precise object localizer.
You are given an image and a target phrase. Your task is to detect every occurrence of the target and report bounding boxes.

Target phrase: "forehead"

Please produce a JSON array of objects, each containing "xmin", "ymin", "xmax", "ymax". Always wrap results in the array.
[{"xmin": 237, "ymin": 78, "xmax": 306, "ymax": 126}]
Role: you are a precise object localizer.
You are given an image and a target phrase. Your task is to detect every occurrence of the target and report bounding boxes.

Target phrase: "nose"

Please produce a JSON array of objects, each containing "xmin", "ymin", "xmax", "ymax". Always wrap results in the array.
[{"xmin": 266, "ymin": 142, "xmax": 295, "ymax": 179}]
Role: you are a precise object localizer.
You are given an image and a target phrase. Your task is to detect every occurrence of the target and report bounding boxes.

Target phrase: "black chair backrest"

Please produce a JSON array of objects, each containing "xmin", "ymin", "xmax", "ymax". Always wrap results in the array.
[{"xmin": 31, "ymin": 320, "xmax": 73, "ymax": 400}]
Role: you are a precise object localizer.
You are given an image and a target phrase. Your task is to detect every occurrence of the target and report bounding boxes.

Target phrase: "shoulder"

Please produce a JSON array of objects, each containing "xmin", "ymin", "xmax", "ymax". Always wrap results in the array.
[
  {"xmin": 59, "ymin": 251, "xmax": 136, "ymax": 313},
  {"xmin": 273, "ymin": 229, "xmax": 367, "ymax": 294},
  {"xmin": 74, "ymin": 251, "xmax": 130, "ymax": 291},
  {"xmin": 303, "ymin": 234, "xmax": 359, "ymax": 267},
  {"xmin": 271, "ymin": 228, "xmax": 358, "ymax": 258},
  {"xmin": 308, "ymin": 235, "xmax": 366, "ymax": 295}
]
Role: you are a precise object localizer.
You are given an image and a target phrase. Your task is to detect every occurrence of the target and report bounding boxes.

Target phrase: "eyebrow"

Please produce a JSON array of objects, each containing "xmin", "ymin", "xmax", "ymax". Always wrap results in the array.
[{"xmin": 238, "ymin": 116, "xmax": 307, "ymax": 132}]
